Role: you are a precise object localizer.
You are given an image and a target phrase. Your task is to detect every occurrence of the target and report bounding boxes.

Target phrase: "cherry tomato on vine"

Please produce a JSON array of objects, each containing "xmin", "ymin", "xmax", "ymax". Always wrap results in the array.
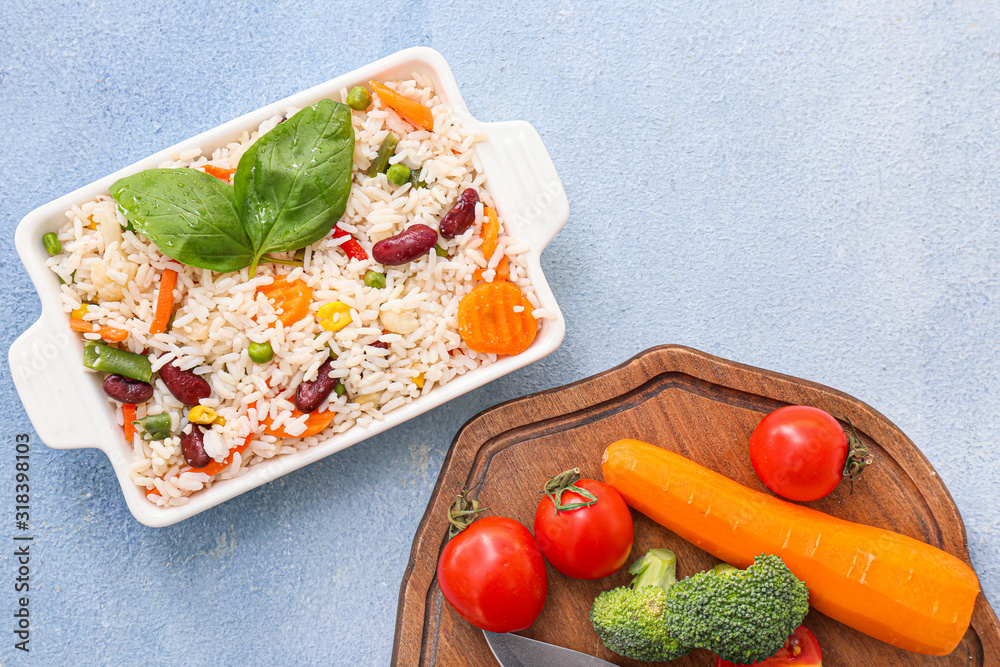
[
  {"xmin": 716, "ymin": 625, "xmax": 822, "ymax": 666},
  {"xmin": 533, "ymin": 468, "xmax": 634, "ymax": 580},
  {"xmin": 749, "ymin": 405, "xmax": 871, "ymax": 502},
  {"xmin": 436, "ymin": 494, "xmax": 547, "ymax": 633}
]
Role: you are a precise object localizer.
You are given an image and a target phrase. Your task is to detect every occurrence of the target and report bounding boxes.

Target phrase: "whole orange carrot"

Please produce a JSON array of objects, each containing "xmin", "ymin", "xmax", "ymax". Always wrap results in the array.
[
  {"xmin": 602, "ymin": 439, "xmax": 980, "ymax": 656},
  {"xmin": 149, "ymin": 268, "xmax": 178, "ymax": 335}
]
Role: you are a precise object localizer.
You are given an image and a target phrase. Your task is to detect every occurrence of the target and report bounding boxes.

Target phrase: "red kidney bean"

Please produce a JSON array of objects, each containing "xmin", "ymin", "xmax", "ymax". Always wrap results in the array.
[
  {"xmin": 439, "ymin": 189, "xmax": 479, "ymax": 238},
  {"xmin": 158, "ymin": 357, "xmax": 211, "ymax": 406},
  {"xmin": 294, "ymin": 359, "xmax": 337, "ymax": 413},
  {"xmin": 102, "ymin": 374, "xmax": 154, "ymax": 403},
  {"xmin": 181, "ymin": 426, "xmax": 211, "ymax": 468},
  {"xmin": 372, "ymin": 224, "xmax": 438, "ymax": 265}
]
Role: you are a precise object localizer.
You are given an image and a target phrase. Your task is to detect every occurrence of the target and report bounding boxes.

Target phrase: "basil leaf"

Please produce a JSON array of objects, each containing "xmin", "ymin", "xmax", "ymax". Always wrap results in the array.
[
  {"xmin": 235, "ymin": 99, "xmax": 354, "ymax": 273},
  {"xmin": 111, "ymin": 169, "xmax": 253, "ymax": 272}
]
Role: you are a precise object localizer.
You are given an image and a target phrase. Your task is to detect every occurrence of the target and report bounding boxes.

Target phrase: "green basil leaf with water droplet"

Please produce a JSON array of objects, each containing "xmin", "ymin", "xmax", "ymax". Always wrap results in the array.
[
  {"xmin": 234, "ymin": 99, "xmax": 355, "ymax": 275},
  {"xmin": 110, "ymin": 169, "xmax": 253, "ymax": 272}
]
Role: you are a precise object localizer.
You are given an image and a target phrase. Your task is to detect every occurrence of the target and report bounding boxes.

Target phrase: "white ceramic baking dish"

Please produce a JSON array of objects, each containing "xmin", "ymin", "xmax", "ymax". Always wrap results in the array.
[{"xmin": 9, "ymin": 47, "xmax": 568, "ymax": 527}]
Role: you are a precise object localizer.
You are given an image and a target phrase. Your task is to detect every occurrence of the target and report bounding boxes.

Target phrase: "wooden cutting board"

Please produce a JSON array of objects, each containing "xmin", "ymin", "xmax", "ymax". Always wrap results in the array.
[{"xmin": 391, "ymin": 345, "xmax": 1000, "ymax": 666}]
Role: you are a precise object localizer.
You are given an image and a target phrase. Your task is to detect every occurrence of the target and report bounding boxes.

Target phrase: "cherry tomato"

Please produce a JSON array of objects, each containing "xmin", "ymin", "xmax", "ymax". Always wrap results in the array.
[
  {"xmin": 749, "ymin": 405, "xmax": 858, "ymax": 502},
  {"xmin": 716, "ymin": 625, "xmax": 822, "ymax": 666},
  {"xmin": 533, "ymin": 471, "xmax": 634, "ymax": 580},
  {"xmin": 437, "ymin": 516, "xmax": 547, "ymax": 632}
]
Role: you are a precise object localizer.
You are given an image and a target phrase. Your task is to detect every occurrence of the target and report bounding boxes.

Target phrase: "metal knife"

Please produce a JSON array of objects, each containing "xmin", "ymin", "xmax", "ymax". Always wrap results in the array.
[{"xmin": 483, "ymin": 631, "xmax": 617, "ymax": 667}]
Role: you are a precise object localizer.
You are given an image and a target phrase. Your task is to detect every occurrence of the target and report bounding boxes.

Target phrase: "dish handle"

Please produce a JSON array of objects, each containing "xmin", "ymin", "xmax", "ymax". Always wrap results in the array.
[
  {"xmin": 9, "ymin": 317, "xmax": 107, "ymax": 450},
  {"xmin": 477, "ymin": 120, "xmax": 570, "ymax": 251}
]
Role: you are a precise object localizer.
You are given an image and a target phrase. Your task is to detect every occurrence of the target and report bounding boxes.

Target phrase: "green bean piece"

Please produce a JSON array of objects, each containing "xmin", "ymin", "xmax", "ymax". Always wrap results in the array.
[
  {"xmin": 83, "ymin": 341, "xmax": 152, "ymax": 382},
  {"xmin": 367, "ymin": 132, "xmax": 398, "ymax": 177},
  {"xmin": 363, "ymin": 270, "xmax": 386, "ymax": 289},
  {"xmin": 408, "ymin": 169, "xmax": 427, "ymax": 189},
  {"xmin": 43, "ymin": 232, "xmax": 62, "ymax": 256},
  {"xmin": 248, "ymin": 341, "xmax": 274, "ymax": 364},
  {"xmin": 386, "ymin": 163, "xmax": 411, "ymax": 186},
  {"xmin": 346, "ymin": 86, "xmax": 372, "ymax": 111},
  {"xmin": 132, "ymin": 413, "xmax": 173, "ymax": 441},
  {"xmin": 334, "ymin": 380, "xmax": 346, "ymax": 397},
  {"xmin": 434, "ymin": 244, "xmax": 449, "ymax": 257}
]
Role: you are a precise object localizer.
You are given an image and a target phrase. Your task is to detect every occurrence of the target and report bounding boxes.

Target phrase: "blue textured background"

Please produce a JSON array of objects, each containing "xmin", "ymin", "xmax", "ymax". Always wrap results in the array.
[{"xmin": 3, "ymin": 1, "xmax": 1000, "ymax": 664}]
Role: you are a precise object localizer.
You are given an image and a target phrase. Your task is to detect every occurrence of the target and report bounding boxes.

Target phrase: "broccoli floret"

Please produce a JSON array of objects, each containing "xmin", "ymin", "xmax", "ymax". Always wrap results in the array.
[
  {"xmin": 664, "ymin": 554, "xmax": 809, "ymax": 664},
  {"xmin": 590, "ymin": 549, "xmax": 691, "ymax": 662}
]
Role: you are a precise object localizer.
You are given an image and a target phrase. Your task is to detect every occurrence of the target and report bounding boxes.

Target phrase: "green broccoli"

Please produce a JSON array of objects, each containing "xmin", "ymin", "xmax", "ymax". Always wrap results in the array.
[
  {"xmin": 589, "ymin": 549, "xmax": 691, "ymax": 662},
  {"xmin": 664, "ymin": 554, "xmax": 810, "ymax": 664}
]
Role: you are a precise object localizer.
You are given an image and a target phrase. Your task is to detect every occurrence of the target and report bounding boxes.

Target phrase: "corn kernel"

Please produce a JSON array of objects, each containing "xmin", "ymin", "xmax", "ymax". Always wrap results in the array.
[
  {"xmin": 188, "ymin": 406, "xmax": 220, "ymax": 425},
  {"xmin": 317, "ymin": 301, "xmax": 352, "ymax": 332},
  {"xmin": 71, "ymin": 304, "xmax": 89, "ymax": 320},
  {"xmin": 413, "ymin": 373, "xmax": 426, "ymax": 389},
  {"xmin": 85, "ymin": 215, "xmax": 97, "ymax": 230}
]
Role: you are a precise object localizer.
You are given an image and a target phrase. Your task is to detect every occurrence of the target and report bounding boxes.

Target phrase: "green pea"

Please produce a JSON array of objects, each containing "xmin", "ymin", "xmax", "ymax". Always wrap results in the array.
[
  {"xmin": 248, "ymin": 341, "xmax": 274, "ymax": 364},
  {"xmin": 346, "ymin": 86, "xmax": 372, "ymax": 111},
  {"xmin": 43, "ymin": 232, "xmax": 61, "ymax": 256},
  {"xmin": 386, "ymin": 163, "xmax": 411, "ymax": 186},
  {"xmin": 334, "ymin": 380, "xmax": 346, "ymax": 397},
  {"xmin": 363, "ymin": 270, "xmax": 386, "ymax": 289},
  {"xmin": 434, "ymin": 244, "xmax": 448, "ymax": 257}
]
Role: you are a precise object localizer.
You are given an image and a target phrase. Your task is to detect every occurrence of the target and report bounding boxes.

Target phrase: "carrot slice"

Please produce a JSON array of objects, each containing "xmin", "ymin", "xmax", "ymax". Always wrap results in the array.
[
  {"xmin": 256, "ymin": 275, "xmax": 313, "ymax": 327},
  {"xmin": 149, "ymin": 268, "xmax": 178, "ymax": 335},
  {"xmin": 145, "ymin": 432, "xmax": 255, "ymax": 498},
  {"xmin": 70, "ymin": 318, "xmax": 130, "ymax": 342},
  {"xmin": 602, "ymin": 439, "xmax": 981, "ymax": 656},
  {"xmin": 201, "ymin": 164, "xmax": 236, "ymax": 181},
  {"xmin": 122, "ymin": 404, "xmax": 136, "ymax": 441},
  {"xmin": 457, "ymin": 281, "xmax": 537, "ymax": 356},
  {"xmin": 370, "ymin": 80, "xmax": 434, "ymax": 131},
  {"xmin": 261, "ymin": 406, "xmax": 337, "ymax": 438},
  {"xmin": 473, "ymin": 206, "xmax": 510, "ymax": 282}
]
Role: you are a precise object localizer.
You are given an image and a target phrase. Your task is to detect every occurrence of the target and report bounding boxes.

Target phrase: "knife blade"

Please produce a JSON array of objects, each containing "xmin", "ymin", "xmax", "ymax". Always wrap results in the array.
[{"xmin": 483, "ymin": 631, "xmax": 617, "ymax": 667}]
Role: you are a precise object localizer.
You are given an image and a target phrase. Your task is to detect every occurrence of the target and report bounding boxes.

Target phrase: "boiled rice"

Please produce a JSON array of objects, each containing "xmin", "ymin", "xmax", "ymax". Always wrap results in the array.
[{"xmin": 46, "ymin": 76, "xmax": 549, "ymax": 506}]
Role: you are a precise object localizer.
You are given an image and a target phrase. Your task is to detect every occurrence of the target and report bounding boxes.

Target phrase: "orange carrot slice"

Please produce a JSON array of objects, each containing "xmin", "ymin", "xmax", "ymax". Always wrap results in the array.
[
  {"xmin": 458, "ymin": 281, "xmax": 537, "ymax": 355},
  {"xmin": 149, "ymin": 268, "xmax": 178, "ymax": 335},
  {"xmin": 145, "ymin": 432, "xmax": 255, "ymax": 498},
  {"xmin": 256, "ymin": 275, "xmax": 312, "ymax": 327},
  {"xmin": 370, "ymin": 80, "xmax": 434, "ymax": 131},
  {"xmin": 122, "ymin": 404, "xmax": 136, "ymax": 441},
  {"xmin": 261, "ymin": 406, "xmax": 337, "ymax": 438},
  {"xmin": 201, "ymin": 164, "xmax": 236, "ymax": 181},
  {"xmin": 473, "ymin": 206, "xmax": 510, "ymax": 282},
  {"xmin": 70, "ymin": 318, "xmax": 130, "ymax": 342}
]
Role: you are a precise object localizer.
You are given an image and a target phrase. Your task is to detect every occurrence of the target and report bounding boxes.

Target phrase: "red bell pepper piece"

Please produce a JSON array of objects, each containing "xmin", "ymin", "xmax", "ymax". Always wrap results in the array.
[{"xmin": 332, "ymin": 225, "xmax": 368, "ymax": 261}]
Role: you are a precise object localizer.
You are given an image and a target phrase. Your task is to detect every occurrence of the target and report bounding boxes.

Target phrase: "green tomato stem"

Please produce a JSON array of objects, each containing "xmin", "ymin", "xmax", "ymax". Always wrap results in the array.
[
  {"xmin": 447, "ymin": 488, "xmax": 487, "ymax": 540},
  {"xmin": 543, "ymin": 467, "xmax": 598, "ymax": 512}
]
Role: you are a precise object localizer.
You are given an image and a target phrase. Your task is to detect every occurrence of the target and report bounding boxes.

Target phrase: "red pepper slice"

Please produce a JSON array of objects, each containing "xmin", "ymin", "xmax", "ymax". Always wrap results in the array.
[
  {"xmin": 332, "ymin": 225, "xmax": 369, "ymax": 261},
  {"xmin": 201, "ymin": 164, "xmax": 236, "ymax": 181}
]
